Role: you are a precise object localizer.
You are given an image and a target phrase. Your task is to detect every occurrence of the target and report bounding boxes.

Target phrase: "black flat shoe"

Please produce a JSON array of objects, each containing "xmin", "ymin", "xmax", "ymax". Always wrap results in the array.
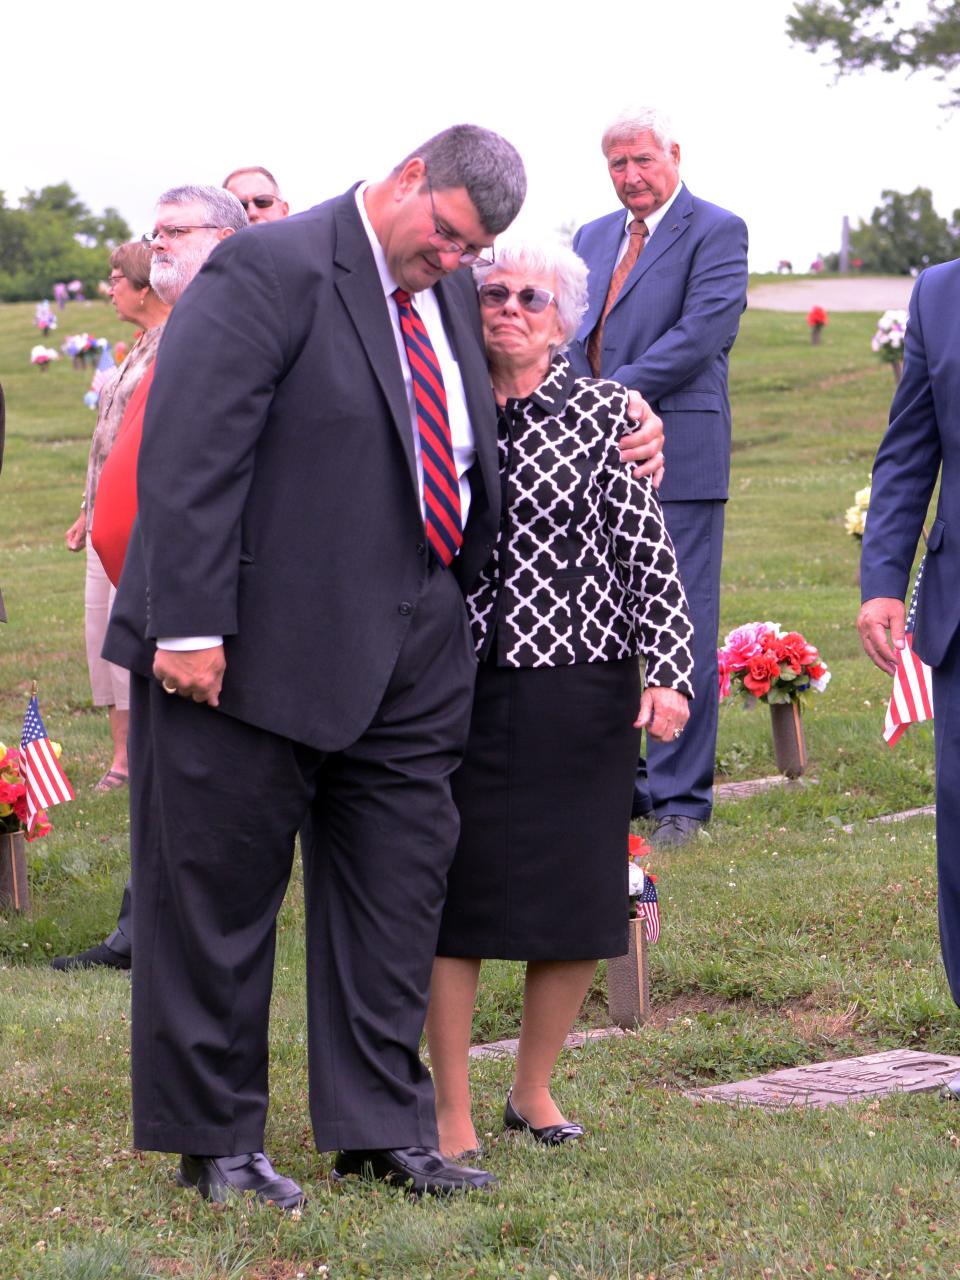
[
  {"xmin": 503, "ymin": 1090, "xmax": 585, "ymax": 1146},
  {"xmin": 176, "ymin": 1152, "xmax": 306, "ymax": 1211},
  {"xmin": 331, "ymin": 1146, "xmax": 496, "ymax": 1196},
  {"xmin": 50, "ymin": 941, "xmax": 131, "ymax": 972}
]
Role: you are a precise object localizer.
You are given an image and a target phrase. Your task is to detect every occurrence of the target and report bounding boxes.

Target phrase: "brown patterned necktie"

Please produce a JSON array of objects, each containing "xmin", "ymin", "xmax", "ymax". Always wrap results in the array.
[{"xmin": 587, "ymin": 218, "xmax": 648, "ymax": 377}]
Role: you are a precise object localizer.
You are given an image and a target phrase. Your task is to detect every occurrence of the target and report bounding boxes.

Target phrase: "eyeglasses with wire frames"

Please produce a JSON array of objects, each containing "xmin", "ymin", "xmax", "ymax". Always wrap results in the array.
[
  {"xmin": 477, "ymin": 282, "xmax": 557, "ymax": 314},
  {"xmin": 141, "ymin": 225, "xmax": 221, "ymax": 245},
  {"xmin": 425, "ymin": 171, "xmax": 495, "ymax": 267}
]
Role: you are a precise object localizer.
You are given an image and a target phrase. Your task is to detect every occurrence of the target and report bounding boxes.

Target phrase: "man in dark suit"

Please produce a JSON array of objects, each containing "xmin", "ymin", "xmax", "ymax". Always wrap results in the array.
[
  {"xmin": 569, "ymin": 107, "xmax": 748, "ymax": 847},
  {"xmin": 858, "ymin": 258, "xmax": 960, "ymax": 1033},
  {"xmin": 103, "ymin": 125, "xmax": 525, "ymax": 1202}
]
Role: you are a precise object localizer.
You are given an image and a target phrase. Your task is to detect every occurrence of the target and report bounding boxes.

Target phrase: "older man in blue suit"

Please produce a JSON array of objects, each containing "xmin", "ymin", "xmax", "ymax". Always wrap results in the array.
[
  {"xmin": 859, "ymin": 258, "xmax": 960, "ymax": 1025},
  {"xmin": 570, "ymin": 107, "xmax": 748, "ymax": 846}
]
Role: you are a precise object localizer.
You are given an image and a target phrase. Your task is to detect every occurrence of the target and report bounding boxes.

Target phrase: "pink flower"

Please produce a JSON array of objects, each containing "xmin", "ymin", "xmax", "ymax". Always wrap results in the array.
[{"xmin": 717, "ymin": 650, "xmax": 733, "ymax": 699}]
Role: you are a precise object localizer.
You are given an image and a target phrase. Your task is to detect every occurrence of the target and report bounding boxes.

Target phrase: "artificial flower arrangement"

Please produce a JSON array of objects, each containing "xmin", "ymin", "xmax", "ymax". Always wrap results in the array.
[
  {"xmin": 0, "ymin": 743, "xmax": 52, "ymax": 840},
  {"xmin": 845, "ymin": 478, "xmax": 871, "ymax": 540},
  {"xmin": 62, "ymin": 333, "xmax": 99, "ymax": 365},
  {"xmin": 871, "ymin": 310, "xmax": 907, "ymax": 364},
  {"xmin": 627, "ymin": 833, "xmax": 660, "ymax": 940},
  {"xmin": 718, "ymin": 622, "xmax": 831, "ymax": 706},
  {"xmin": 30, "ymin": 345, "xmax": 59, "ymax": 369},
  {"xmin": 807, "ymin": 306, "xmax": 828, "ymax": 343}
]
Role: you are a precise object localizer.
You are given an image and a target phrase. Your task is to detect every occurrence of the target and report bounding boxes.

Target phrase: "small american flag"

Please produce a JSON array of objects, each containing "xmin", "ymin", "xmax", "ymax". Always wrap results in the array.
[
  {"xmin": 884, "ymin": 556, "xmax": 934, "ymax": 747},
  {"xmin": 20, "ymin": 695, "xmax": 74, "ymax": 834},
  {"xmin": 634, "ymin": 872, "xmax": 660, "ymax": 944},
  {"xmin": 89, "ymin": 344, "xmax": 115, "ymax": 399}
]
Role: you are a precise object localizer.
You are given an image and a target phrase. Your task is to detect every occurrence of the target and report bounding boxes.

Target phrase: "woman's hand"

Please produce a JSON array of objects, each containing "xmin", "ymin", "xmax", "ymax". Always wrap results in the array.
[
  {"xmin": 65, "ymin": 511, "xmax": 87, "ymax": 551},
  {"xmin": 635, "ymin": 686, "xmax": 689, "ymax": 742}
]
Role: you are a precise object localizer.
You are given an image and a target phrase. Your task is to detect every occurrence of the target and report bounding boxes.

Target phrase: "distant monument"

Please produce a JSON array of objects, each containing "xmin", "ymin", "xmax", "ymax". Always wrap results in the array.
[{"xmin": 839, "ymin": 215, "xmax": 850, "ymax": 273}]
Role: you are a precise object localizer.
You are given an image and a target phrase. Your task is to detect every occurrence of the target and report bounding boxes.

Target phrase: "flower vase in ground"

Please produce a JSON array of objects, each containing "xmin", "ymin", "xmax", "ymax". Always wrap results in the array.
[
  {"xmin": 872, "ymin": 310, "xmax": 907, "ymax": 386},
  {"xmin": 607, "ymin": 834, "xmax": 657, "ymax": 1027},
  {"xmin": 0, "ymin": 830, "xmax": 29, "ymax": 912},
  {"xmin": 807, "ymin": 306, "xmax": 828, "ymax": 345},
  {"xmin": 607, "ymin": 916, "xmax": 649, "ymax": 1027},
  {"xmin": 769, "ymin": 700, "xmax": 807, "ymax": 778},
  {"xmin": 717, "ymin": 622, "xmax": 830, "ymax": 777}
]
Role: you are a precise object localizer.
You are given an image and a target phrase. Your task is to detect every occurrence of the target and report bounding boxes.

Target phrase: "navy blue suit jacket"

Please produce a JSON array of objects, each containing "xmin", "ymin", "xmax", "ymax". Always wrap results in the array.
[
  {"xmin": 570, "ymin": 186, "xmax": 748, "ymax": 502},
  {"xmin": 860, "ymin": 258, "xmax": 960, "ymax": 668}
]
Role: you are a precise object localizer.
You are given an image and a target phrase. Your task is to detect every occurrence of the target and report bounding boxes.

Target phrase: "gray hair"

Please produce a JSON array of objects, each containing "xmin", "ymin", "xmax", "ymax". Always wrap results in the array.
[
  {"xmin": 394, "ymin": 124, "xmax": 526, "ymax": 235},
  {"xmin": 473, "ymin": 239, "xmax": 589, "ymax": 351},
  {"xmin": 222, "ymin": 166, "xmax": 282, "ymax": 196},
  {"xmin": 154, "ymin": 184, "xmax": 248, "ymax": 232},
  {"xmin": 601, "ymin": 106, "xmax": 676, "ymax": 157}
]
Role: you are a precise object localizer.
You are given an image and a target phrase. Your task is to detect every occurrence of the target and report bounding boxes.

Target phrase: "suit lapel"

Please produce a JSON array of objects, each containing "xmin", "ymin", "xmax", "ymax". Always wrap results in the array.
[
  {"xmin": 332, "ymin": 192, "xmax": 420, "ymax": 489},
  {"xmin": 583, "ymin": 214, "xmax": 626, "ymax": 333}
]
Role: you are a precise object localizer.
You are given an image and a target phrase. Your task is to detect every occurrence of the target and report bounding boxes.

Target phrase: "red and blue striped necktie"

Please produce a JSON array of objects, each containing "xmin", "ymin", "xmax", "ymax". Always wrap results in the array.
[{"xmin": 393, "ymin": 288, "xmax": 463, "ymax": 566}]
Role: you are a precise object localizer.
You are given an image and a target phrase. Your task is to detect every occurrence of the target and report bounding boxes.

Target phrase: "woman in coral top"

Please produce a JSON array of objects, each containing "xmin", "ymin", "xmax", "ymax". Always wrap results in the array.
[{"xmin": 65, "ymin": 242, "xmax": 169, "ymax": 790}]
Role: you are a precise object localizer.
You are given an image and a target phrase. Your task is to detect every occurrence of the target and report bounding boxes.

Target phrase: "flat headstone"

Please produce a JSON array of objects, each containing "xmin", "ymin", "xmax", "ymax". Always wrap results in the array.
[
  {"xmin": 685, "ymin": 1048, "xmax": 960, "ymax": 1109},
  {"xmin": 468, "ymin": 1026, "xmax": 626, "ymax": 1060},
  {"xmin": 841, "ymin": 804, "xmax": 935, "ymax": 834},
  {"xmin": 715, "ymin": 775, "xmax": 796, "ymax": 802}
]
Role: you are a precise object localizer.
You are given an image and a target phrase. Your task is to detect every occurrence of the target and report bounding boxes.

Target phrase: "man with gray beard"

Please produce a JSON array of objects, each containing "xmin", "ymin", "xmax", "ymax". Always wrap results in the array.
[
  {"xmin": 147, "ymin": 184, "xmax": 247, "ymax": 302},
  {"xmin": 51, "ymin": 184, "xmax": 247, "ymax": 975}
]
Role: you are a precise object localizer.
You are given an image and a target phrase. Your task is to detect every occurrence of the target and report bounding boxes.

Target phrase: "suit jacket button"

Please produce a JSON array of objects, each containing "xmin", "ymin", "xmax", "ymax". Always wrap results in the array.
[
  {"xmin": 399, "ymin": 602, "xmax": 413, "ymax": 616},
  {"xmin": 416, "ymin": 543, "xmax": 426, "ymax": 556}
]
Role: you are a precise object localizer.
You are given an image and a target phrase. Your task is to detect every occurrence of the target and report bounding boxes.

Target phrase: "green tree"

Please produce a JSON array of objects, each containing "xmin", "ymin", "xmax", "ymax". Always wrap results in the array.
[
  {"xmin": 848, "ymin": 186, "xmax": 960, "ymax": 273},
  {"xmin": 0, "ymin": 182, "xmax": 132, "ymax": 302},
  {"xmin": 787, "ymin": 1, "xmax": 960, "ymax": 105}
]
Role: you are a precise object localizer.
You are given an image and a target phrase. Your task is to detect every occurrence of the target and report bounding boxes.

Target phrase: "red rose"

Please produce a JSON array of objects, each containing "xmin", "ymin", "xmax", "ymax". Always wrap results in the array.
[{"xmin": 743, "ymin": 650, "xmax": 781, "ymax": 698}]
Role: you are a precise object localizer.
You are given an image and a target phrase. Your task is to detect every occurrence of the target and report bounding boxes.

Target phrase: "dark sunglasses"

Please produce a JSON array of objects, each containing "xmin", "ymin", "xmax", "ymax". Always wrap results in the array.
[
  {"xmin": 478, "ymin": 283, "xmax": 556, "ymax": 314},
  {"xmin": 236, "ymin": 195, "xmax": 282, "ymax": 211}
]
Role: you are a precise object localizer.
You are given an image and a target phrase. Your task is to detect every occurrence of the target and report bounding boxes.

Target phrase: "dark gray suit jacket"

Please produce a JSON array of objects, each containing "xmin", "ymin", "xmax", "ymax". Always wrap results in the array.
[{"xmin": 104, "ymin": 188, "xmax": 499, "ymax": 750}]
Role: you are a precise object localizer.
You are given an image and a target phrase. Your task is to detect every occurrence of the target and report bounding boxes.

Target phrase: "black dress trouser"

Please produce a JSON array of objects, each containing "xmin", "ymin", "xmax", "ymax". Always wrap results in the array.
[{"xmin": 128, "ymin": 566, "xmax": 475, "ymax": 1156}]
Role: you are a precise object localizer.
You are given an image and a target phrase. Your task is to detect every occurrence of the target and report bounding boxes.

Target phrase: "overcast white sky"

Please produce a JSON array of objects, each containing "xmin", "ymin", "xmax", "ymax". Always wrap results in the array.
[{"xmin": 4, "ymin": 0, "xmax": 958, "ymax": 272}]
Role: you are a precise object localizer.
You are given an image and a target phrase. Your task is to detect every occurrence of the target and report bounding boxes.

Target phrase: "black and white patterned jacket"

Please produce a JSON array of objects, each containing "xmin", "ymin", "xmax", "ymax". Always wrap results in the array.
[{"xmin": 468, "ymin": 355, "xmax": 694, "ymax": 693}]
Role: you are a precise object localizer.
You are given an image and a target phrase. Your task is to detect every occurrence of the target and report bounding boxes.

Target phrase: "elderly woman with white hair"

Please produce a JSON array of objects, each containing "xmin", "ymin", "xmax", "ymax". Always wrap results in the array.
[{"xmin": 425, "ymin": 239, "xmax": 695, "ymax": 1157}]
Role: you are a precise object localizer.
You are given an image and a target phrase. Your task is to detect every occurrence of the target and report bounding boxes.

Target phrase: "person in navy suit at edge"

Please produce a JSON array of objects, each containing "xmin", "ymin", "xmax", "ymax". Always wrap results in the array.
[
  {"xmin": 857, "ymin": 256, "xmax": 960, "ymax": 1097},
  {"xmin": 569, "ymin": 106, "xmax": 749, "ymax": 847}
]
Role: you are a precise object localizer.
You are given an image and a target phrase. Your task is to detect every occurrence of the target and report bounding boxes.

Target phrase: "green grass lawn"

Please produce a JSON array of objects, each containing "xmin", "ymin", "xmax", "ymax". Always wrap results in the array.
[{"xmin": 2, "ymin": 295, "xmax": 958, "ymax": 1279}]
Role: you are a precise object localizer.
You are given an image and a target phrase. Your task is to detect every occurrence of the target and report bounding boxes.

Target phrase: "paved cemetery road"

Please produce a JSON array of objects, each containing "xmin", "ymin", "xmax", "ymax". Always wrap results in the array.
[{"xmin": 748, "ymin": 275, "xmax": 915, "ymax": 312}]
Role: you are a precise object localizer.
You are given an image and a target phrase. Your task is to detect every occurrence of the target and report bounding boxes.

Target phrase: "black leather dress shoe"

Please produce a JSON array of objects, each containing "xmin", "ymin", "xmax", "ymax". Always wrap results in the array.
[
  {"xmin": 503, "ymin": 1091, "xmax": 585, "ymax": 1146},
  {"xmin": 177, "ymin": 1152, "xmax": 306, "ymax": 1211},
  {"xmin": 331, "ymin": 1146, "xmax": 496, "ymax": 1196},
  {"xmin": 649, "ymin": 814, "xmax": 704, "ymax": 848},
  {"xmin": 50, "ymin": 941, "xmax": 131, "ymax": 972}
]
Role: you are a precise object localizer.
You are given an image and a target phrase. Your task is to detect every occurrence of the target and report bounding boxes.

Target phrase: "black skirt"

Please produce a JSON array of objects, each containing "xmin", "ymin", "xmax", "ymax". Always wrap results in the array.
[{"xmin": 436, "ymin": 656, "xmax": 641, "ymax": 961}]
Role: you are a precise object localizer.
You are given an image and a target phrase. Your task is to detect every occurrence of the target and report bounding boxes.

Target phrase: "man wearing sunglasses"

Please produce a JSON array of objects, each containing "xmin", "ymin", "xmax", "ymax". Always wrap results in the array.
[
  {"xmin": 103, "ymin": 125, "xmax": 531, "ymax": 1206},
  {"xmin": 223, "ymin": 166, "xmax": 290, "ymax": 223},
  {"xmin": 571, "ymin": 105, "xmax": 748, "ymax": 849}
]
